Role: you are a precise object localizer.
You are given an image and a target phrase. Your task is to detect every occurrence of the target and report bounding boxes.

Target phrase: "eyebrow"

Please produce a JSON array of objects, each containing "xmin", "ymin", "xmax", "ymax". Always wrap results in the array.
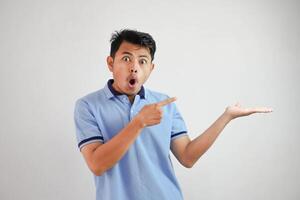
[{"xmin": 121, "ymin": 51, "xmax": 150, "ymax": 59}]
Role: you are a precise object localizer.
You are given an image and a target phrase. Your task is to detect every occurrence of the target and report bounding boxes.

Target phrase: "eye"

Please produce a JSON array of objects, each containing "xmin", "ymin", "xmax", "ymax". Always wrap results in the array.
[
  {"xmin": 139, "ymin": 59, "xmax": 147, "ymax": 65},
  {"xmin": 122, "ymin": 56, "xmax": 130, "ymax": 62}
]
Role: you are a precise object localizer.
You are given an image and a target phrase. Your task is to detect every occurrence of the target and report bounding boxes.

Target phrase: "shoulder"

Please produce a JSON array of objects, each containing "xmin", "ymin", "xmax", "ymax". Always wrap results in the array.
[{"xmin": 75, "ymin": 88, "xmax": 106, "ymax": 109}]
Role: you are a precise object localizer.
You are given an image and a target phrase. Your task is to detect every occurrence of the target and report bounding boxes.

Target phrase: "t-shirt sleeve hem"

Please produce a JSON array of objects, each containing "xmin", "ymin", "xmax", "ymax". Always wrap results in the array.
[
  {"xmin": 78, "ymin": 136, "xmax": 104, "ymax": 150},
  {"xmin": 171, "ymin": 131, "xmax": 188, "ymax": 140}
]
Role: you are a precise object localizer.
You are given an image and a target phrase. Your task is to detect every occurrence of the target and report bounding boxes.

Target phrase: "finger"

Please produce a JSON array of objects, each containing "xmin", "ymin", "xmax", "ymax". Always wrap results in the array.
[
  {"xmin": 248, "ymin": 107, "xmax": 273, "ymax": 113},
  {"xmin": 156, "ymin": 97, "xmax": 177, "ymax": 107}
]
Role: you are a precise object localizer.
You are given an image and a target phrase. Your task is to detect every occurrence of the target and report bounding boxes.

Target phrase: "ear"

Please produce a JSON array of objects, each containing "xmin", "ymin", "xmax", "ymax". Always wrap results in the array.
[
  {"xmin": 107, "ymin": 56, "xmax": 114, "ymax": 72},
  {"xmin": 150, "ymin": 63, "xmax": 155, "ymax": 71}
]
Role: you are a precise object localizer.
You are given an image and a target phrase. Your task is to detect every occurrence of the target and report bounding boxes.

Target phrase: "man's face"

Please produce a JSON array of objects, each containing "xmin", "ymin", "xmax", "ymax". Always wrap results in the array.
[{"xmin": 107, "ymin": 41, "xmax": 154, "ymax": 96}]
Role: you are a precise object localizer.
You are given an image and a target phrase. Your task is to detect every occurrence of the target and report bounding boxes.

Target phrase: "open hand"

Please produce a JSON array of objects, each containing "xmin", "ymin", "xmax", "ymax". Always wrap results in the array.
[{"xmin": 225, "ymin": 102, "xmax": 273, "ymax": 120}]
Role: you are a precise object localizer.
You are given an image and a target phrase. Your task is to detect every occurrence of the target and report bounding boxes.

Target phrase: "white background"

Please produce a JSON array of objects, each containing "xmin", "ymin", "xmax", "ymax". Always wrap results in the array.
[{"xmin": 1, "ymin": 0, "xmax": 299, "ymax": 199}]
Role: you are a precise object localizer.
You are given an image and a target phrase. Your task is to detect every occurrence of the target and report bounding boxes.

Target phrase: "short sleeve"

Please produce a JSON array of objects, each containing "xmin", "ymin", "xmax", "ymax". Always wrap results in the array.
[
  {"xmin": 171, "ymin": 103, "xmax": 188, "ymax": 140},
  {"xmin": 74, "ymin": 99, "xmax": 104, "ymax": 151}
]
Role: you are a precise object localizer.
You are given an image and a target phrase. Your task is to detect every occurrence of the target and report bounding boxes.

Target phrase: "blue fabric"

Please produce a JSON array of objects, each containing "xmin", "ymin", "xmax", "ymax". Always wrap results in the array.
[{"xmin": 74, "ymin": 79, "xmax": 188, "ymax": 200}]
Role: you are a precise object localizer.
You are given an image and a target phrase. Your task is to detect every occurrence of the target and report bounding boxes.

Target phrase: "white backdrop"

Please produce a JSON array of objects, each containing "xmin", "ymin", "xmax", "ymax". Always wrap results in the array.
[{"xmin": 1, "ymin": 0, "xmax": 299, "ymax": 199}]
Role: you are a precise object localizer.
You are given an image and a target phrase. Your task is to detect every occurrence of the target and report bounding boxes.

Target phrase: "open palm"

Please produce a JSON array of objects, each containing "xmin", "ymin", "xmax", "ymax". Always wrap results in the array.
[{"xmin": 226, "ymin": 102, "xmax": 273, "ymax": 120}]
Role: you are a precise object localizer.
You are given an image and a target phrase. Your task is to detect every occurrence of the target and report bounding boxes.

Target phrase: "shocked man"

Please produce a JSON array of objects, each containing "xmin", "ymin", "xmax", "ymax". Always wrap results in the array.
[{"xmin": 74, "ymin": 29, "xmax": 272, "ymax": 200}]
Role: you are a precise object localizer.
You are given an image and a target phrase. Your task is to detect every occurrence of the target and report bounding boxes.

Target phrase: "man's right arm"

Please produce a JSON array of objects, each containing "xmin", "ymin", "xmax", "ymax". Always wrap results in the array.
[
  {"xmin": 81, "ymin": 116, "xmax": 144, "ymax": 176},
  {"xmin": 80, "ymin": 97, "xmax": 176, "ymax": 176}
]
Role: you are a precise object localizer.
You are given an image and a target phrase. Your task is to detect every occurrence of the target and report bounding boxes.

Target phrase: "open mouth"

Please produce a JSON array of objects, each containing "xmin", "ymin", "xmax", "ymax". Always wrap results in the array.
[
  {"xmin": 129, "ymin": 79, "xmax": 136, "ymax": 85},
  {"xmin": 128, "ymin": 78, "xmax": 137, "ymax": 87}
]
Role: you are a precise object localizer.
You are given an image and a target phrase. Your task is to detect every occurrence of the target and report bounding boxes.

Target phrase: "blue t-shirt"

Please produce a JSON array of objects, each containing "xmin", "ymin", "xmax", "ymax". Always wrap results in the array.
[{"xmin": 74, "ymin": 79, "xmax": 188, "ymax": 200}]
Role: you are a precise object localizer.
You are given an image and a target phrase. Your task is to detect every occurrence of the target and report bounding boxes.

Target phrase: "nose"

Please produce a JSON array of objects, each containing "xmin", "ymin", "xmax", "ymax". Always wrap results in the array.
[
  {"xmin": 130, "ymin": 68, "xmax": 137, "ymax": 73},
  {"xmin": 130, "ymin": 60, "xmax": 138, "ymax": 73}
]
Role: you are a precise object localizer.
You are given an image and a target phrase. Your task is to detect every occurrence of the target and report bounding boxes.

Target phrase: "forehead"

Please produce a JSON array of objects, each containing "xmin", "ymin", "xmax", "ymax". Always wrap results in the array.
[{"xmin": 116, "ymin": 41, "xmax": 151, "ymax": 57}]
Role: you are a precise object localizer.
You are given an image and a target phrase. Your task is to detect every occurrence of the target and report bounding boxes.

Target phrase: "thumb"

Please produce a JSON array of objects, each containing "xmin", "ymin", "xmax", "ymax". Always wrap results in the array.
[{"xmin": 235, "ymin": 102, "xmax": 241, "ymax": 107}]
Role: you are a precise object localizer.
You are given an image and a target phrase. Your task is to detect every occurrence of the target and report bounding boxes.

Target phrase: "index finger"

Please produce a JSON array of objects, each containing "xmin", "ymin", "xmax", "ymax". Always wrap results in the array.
[{"xmin": 156, "ymin": 97, "xmax": 177, "ymax": 107}]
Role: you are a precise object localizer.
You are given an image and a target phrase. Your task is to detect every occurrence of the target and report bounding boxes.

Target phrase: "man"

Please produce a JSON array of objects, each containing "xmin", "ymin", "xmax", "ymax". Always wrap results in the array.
[{"xmin": 74, "ymin": 29, "xmax": 272, "ymax": 200}]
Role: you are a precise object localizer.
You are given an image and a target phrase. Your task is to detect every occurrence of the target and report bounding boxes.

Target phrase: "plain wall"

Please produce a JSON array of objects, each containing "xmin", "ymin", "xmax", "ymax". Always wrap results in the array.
[{"xmin": 0, "ymin": 0, "xmax": 299, "ymax": 199}]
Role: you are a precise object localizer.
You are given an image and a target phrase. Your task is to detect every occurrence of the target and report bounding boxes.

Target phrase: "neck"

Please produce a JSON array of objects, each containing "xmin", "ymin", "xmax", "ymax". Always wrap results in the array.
[{"xmin": 127, "ymin": 95, "xmax": 135, "ymax": 104}]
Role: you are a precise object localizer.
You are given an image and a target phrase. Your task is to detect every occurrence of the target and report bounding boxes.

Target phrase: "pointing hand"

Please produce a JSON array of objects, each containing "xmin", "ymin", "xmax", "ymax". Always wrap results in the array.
[{"xmin": 136, "ymin": 97, "xmax": 177, "ymax": 127}]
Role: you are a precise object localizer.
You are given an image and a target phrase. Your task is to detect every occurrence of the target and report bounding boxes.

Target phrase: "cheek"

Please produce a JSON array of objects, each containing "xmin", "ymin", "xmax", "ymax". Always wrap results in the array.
[
  {"xmin": 112, "ymin": 65, "xmax": 124, "ymax": 74},
  {"xmin": 113, "ymin": 69, "xmax": 129, "ymax": 82},
  {"xmin": 144, "ymin": 66, "xmax": 152, "ymax": 74},
  {"xmin": 140, "ymin": 68, "xmax": 151, "ymax": 79}
]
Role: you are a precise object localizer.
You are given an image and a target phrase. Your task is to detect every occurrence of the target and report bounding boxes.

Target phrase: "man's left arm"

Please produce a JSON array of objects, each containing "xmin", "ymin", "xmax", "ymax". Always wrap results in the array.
[{"xmin": 171, "ymin": 102, "xmax": 273, "ymax": 168}]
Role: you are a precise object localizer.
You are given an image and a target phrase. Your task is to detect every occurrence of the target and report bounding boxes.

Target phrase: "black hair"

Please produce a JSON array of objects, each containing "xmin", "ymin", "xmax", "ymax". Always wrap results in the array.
[{"xmin": 109, "ymin": 29, "xmax": 156, "ymax": 61}]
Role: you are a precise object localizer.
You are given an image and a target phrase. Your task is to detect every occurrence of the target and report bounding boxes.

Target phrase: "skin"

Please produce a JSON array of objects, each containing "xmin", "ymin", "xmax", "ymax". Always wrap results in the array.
[{"xmin": 80, "ymin": 41, "xmax": 273, "ymax": 176}]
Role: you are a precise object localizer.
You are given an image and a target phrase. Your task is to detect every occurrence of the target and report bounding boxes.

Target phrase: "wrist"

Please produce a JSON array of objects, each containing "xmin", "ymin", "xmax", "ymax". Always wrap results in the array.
[
  {"xmin": 222, "ymin": 110, "xmax": 233, "ymax": 123},
  {"xmin": 133, "ymin": 114, "xmax": 146, "ymax": 129}
]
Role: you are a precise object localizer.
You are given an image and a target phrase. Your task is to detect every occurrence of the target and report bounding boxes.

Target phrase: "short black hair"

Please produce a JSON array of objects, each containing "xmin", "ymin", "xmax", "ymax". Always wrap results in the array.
[{"xmin": 109, "ymin": 29, "xmax": 156, "ymax": 61}]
